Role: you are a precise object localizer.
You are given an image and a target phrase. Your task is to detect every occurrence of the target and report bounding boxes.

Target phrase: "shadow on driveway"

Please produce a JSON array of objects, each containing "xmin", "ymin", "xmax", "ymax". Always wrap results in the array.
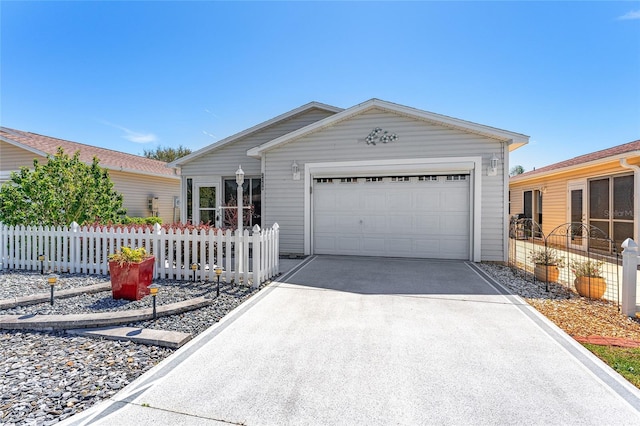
[{"xmin": 282, "ymin": 255, "xmax": 498, "ymax": 296}]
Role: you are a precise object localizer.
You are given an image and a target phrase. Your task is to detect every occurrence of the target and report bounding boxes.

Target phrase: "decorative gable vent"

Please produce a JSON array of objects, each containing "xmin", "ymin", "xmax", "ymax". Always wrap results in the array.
[{"xmin": 364, "ymin": 127, "xmax": 398, "ymax": 145}]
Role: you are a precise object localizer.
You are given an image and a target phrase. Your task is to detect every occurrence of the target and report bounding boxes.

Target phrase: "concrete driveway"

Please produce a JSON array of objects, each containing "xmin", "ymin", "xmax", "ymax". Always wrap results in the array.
[{"xmin": 67, "ymin": 256, "xmax": 640, "ymax": 425}]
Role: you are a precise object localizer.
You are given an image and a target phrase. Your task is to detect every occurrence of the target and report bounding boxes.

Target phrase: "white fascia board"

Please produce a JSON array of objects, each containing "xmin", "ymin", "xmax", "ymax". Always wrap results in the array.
[
  {"xmin": 510, "ymin": 151, "xmax": 640, "ymax": 184},
  {"xmin": 303, "ymin": 157, "xmax": 483, "ymax": 262},
  {"xmin": 110, "ymin": 167, "xmax": 181, "ymax": 180},
  {"xmin": 248, "ymin": 99, "xmax": 529, "ymax": 158},
  {"xmin": 169, "ymin": 101, "xmax": 343, "ymax": 167}
]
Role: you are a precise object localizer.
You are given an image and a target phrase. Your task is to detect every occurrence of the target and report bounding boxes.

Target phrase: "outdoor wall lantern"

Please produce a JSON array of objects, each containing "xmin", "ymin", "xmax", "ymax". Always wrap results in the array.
[
  {"xmin": 149, "ymin": 284, "xmax": 160, "ymax": 320},
  {"xmin": 488, "ymin": 153, "xmax": 499, "ymax": 176},
  {"xmin": 38, "ymin": 254, "xmax": 45, "ymax": 275},
  {"xmin": 47, "ymin": 274, "xmax": 58, "ymax": 306},
  {"xmin": 215, "ymin": 266, "xmax": 223, "ymax": 298},
  {"xmin": 292, "ymin": 161, "xmax": 300, "ymax": 181}
]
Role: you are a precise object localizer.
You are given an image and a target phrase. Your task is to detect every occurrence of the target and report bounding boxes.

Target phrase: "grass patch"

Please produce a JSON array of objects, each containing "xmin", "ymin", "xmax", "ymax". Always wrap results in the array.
[{"xmin": 583, "ymin": 343, "xmax": 640, "ymax": 388}]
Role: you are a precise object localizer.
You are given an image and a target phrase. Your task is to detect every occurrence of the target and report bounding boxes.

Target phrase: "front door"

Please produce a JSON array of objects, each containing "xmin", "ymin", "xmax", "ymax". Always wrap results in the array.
[
  {"xmin": 568, "ymin": 181, "xmax": 587, "ymax": 251},
  {"xmin": 194, "ymin": 184, "xmax": 220, "ymax": 226}
]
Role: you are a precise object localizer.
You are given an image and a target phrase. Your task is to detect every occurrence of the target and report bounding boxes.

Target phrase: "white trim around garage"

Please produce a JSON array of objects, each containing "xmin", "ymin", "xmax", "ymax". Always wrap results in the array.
[{"xmin": 303, "ymin": 157, "xmax": 483, "ymax": 261}]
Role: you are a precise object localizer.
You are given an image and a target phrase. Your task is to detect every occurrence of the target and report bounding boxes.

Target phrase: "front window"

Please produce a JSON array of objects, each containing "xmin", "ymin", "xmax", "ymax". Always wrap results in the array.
[
  {"xmin": 589, "ymin": 174, "xmax": 634, "ymax": 251},
  {"xmin": 186, "ymin": 178, "xmax": 193, "ymax": 223},
  {"xmin": 223, "ymin": 177, "xmax": 261, "ymax": 228}
]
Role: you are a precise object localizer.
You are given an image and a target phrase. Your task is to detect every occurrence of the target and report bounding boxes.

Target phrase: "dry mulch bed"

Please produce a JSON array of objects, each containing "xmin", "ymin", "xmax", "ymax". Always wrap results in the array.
[
  {"xmin": 480, "ymin": 263, "xmax": 640, "ymax": 345},
  {"xmin": 526, "ymin": 297, "xmax": 640, "ymax": 344}
]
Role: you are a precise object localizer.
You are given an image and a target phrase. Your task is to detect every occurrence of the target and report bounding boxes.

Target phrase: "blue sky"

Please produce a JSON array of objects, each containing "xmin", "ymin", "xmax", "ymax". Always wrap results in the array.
[{"xmin": 1, "ymin": 1, "xmax": 639, "ymax": 172}]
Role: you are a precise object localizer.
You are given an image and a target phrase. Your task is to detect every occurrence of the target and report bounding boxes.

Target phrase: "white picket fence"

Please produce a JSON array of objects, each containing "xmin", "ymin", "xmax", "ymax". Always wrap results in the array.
[{"xmin": 0, "ymin": 222, "xmax": 280, "ymax": 287}]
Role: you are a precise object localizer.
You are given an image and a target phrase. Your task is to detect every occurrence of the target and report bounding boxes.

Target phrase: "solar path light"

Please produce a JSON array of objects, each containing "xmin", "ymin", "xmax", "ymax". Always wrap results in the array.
[
  {"xmin": 191, "ymin": 263, "xmax": 198, "ymax": 282},
  {"xmin": 149, "ymin": 284, "xmax": 160, "ymax": 320},
  {"xmin": 215, "ymin": 266, "xmax": 223, "ymax": 298},
  {"xmin": 47, "ymin": 274, "xmax": 58, "ymax": 305}
]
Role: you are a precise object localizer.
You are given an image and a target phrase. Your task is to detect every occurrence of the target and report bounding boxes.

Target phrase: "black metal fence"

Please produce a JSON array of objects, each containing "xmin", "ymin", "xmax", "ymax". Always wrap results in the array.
[{"xmin": 508, "ymin": 218, "xmax": 621, "ymax": 306}]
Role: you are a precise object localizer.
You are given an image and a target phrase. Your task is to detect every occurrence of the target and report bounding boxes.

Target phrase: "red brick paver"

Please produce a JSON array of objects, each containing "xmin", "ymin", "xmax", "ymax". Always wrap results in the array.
[{"xmin": 573, "ymin": 335, "xmax": 640, "ymax": 348}]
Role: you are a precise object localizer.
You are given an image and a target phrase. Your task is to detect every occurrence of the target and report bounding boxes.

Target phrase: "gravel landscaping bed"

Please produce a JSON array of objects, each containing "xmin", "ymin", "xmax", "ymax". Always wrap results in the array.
[
  {"xmin": 2, "ymin": 263, "xmax": 640, "ymax": 425},
  {"xmin": 0, "ymin": 271, "xmax": 260, "ymax": 425}
]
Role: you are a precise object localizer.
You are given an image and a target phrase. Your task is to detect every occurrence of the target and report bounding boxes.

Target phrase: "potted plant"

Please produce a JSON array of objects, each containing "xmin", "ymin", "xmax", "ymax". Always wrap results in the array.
[
  {"xmin": 530, "ymin": 248, "xmax": 565, "ymax": 283},
  {"xmin": 108, "ymin": 246, "xmax": 155, "ymax": 301},
  {"xmin": 571, "ymin": 259, "xmax": 606, "ymax": 299}
]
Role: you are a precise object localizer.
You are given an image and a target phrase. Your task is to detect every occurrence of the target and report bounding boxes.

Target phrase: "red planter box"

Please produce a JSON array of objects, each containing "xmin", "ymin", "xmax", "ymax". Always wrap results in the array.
[{"xmin": 108, "ymin": 256, "xmax": 155, "ymax": 301}]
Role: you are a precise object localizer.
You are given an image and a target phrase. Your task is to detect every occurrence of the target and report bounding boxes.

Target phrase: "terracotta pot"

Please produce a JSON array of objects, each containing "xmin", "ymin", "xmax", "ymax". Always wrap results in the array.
[
  {"xmin": 534, "ymin": 264, "xmax": 559, "ymax": 283},
  {"xmin": 574, "ymin": 276, "xmax": 606, "ymax": 299},
  {"xmin": 108, "ymin": 256, "xmax": 155, "ymax": 301}
]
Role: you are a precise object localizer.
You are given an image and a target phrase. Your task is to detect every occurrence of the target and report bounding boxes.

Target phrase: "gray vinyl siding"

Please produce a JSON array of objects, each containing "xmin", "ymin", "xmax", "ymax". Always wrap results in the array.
[
  {"xmin": 262, "ymin": 108, "xmax": 506, "ymax": 261},
  {"xmin": 180, "ymin": 108, "xmax": 336, "ymax": 177}
]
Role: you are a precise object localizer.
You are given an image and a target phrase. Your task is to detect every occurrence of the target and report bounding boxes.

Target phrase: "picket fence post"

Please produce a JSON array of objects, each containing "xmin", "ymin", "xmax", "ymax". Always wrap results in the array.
[{"xmin": 621, "ymin": 238, "xmax": 639, "ymax": 317}]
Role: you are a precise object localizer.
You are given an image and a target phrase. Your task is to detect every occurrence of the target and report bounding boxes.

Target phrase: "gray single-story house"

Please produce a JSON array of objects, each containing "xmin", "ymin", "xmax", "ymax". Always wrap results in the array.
[{"xmin": 169, "ymin": 99, "xmax": 529, "ymax": 262}]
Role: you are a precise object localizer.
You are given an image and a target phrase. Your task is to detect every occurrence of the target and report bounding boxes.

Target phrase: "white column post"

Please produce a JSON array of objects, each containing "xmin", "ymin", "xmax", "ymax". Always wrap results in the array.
[{"xmin": 621, "ymin": 238, "xmax": 639, "ymax": 317}]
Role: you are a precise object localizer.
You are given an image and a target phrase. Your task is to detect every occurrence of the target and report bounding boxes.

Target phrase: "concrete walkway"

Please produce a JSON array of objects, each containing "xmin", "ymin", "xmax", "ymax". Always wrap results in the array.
[{"xmin": 63, "ymin": 256, "xmax": 640, "ymax": 425}]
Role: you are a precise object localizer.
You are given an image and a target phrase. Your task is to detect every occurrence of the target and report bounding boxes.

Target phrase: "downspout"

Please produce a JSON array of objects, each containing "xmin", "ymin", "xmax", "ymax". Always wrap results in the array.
[
  {"xmin": 502, "ymin": 140, "xmax": 510, "ymax": 263},
  {"xmin": 620, "ymin": 157, "xmax": 640, "ymax": 244}
]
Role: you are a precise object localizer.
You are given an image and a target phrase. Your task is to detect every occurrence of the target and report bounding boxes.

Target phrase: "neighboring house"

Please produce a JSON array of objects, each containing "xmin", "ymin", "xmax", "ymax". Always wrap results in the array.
[
  {"xmin": 509, "ymin": 140, "xmax": 640, "ymax": 252},
  {"xmin": 0, "ymin": 127, "xmax": 181, "ymax": 223},
  {"xmin": 169, "ymin": 99, "xmax": 529, "ymax": 262}
]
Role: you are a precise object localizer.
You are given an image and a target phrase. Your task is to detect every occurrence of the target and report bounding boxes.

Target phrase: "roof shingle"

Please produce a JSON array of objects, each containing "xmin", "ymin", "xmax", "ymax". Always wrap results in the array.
[
  {"xmin": 0, "ymin": 127, "xmax": 177, "ymax": 177},
  {"xmin": 515, "ymin": 140, "xmax": 640, "ymax": 179}
]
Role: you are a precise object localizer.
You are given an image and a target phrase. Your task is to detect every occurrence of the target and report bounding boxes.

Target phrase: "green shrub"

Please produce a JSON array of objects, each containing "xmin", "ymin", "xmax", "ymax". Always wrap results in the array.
[
  {"xmin": 108, "ymin": 246, "xmax": 152, "ymax": 265},
  {"xmin": 122, "ymin": 216, "xmax": 163, "ymax": 225}
]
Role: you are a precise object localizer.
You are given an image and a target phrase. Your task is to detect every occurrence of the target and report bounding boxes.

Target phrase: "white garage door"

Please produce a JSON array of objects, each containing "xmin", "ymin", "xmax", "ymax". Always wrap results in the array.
[{"xmin": 313, "ymin": 175, "xmax": 470, "ymax": 259}]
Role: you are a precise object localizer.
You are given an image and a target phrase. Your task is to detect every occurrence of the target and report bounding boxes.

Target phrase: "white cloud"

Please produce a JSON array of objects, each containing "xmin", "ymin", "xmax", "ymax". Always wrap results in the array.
[
  {"xmin": 101, "ymin": 120, "xmax": 157, "ymax": 143},
  {"xmin": 618, "ymin": 10, "xmax": 640, "ymax": 20}
]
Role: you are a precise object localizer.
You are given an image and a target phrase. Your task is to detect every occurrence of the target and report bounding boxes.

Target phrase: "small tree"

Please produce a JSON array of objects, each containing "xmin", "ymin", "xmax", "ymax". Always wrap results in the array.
[
  {"xmin": 0, "ymin": 147, "xmax": 126, "ymax": 226},
  {"xmin": 509, "ymin": 165, "xmax": 525, "ymax": 176},
  {"xmin": 143, "ymin": 145, "xmax": 192, "ymax": 163}
]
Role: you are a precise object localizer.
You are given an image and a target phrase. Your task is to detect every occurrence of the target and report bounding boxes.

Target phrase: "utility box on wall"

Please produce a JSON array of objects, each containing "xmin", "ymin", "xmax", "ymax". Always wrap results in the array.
[{"xmin": 148, "ymin": 197, "xmax": 159, "ymax": 216}]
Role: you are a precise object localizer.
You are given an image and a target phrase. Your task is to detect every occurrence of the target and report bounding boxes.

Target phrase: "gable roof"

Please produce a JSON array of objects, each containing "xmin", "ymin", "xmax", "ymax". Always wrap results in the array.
[
  {"xmin": 0, "ymin": 127, "xmax": 178, "ymax": 179},
  {"xmin": 247, "ymin": 98, "xmax": 529, "ymax": 158},
  {"xmin": 168, "ymin": 101, "xmax": 343, "ymax": 167},
  {"xmin": 510, "ymin": 140, "xmax": 640, "ymax": 182}
]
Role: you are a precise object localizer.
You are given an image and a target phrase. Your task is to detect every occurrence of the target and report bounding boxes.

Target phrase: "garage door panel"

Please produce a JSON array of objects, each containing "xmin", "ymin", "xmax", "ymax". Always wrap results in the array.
[
  {"xmin": 363, "ymin": 216, "xmax": 387, "ymax": 232},
  {"xmin": 315, "ymin": 215, "xmax": 336, "ymax": 229},
  {"xmin": 313, "ymin": 176, "xmax": 470, "ymax": 259},
  {"xmin": 337, "ymin": 237, "xmax": 361, "ymax": 253},
  {"xmin": 364, "ymin": 193, "xmax": 386, "ymax": 210},
  {"xmin": 443, "ymin": 193, "xmax": 468, "ymax": 211},
  {"xmin": 387, "ymin": 215, "xmax": 414, "ymax": 233},
  {"xmin": 414, "ymin": 215, "xmax": 441, "ymax": 233},
  {"xmin": 314, "ymin": 237, "xmax": 336, "ymax": 252},
  {"xmin": 441, "ymin": 237, "xmax": 469, "ymax": 259},
  {"xmin": 337, "ymin": 193, "xmax": 360, "ymax": 210},
  {"xmin": 362, "ymin": 238, "xmax": 386, "ymax": 253},
  {"xmin": 443, "ymin": 214, "xmax": 469, "ymax": 236},
  {"xmin": 413, "ymin": 239, "xmax": 442, "ymax": 257},
  {"xmin": 334, "ymin": 215, "xmax": 361, "ymax": 230},
  {"xmin": 386, "ymin": 238, "xmax": 418, "ymax": 254},
  {"xmin": 387, "ymin": 191, "xmax": 412, "ymax": 207},
  {"xmin": 415, "ymin": 193, "xmax": 441, "ymax": 210}
]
